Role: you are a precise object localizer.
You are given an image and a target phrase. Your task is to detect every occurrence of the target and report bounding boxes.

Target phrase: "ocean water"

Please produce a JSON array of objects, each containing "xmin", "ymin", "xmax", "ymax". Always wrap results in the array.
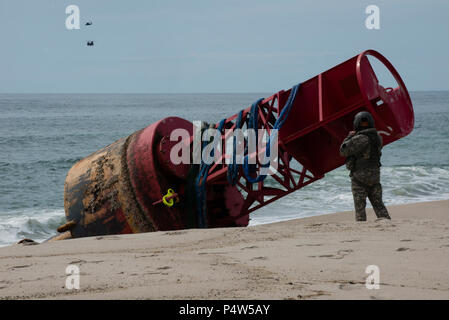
[{"xmin": 0, "ymin": 92, "xmax": 448, "ymax": 246}]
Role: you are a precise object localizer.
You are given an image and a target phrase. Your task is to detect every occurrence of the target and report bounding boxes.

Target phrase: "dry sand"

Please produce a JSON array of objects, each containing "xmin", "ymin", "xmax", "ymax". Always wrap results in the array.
[{"xmin": 0, "ymin": 200, "xmax": 448, "ymax": 300}]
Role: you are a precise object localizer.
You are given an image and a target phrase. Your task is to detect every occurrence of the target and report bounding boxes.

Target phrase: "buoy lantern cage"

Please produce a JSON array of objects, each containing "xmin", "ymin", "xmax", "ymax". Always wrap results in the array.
[{"xmin": 60, "ymin": 50, "xmax": 414, "ymax": 240}]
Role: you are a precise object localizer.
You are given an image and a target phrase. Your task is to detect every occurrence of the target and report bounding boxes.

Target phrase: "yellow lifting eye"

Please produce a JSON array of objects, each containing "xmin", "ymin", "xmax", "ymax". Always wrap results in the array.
[{"xmin": 162, "ymin": 189, "xmax": 179, "ymax": 207}]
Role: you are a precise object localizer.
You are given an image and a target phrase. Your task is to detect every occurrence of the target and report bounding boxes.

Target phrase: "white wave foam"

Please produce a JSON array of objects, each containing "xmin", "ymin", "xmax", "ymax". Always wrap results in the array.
[
  {"xmin": 0, "ymin": 209, "xmax": 65, "ymax": 247},
  {"xmin": 250, "ymin": 165, "xmax": 449, "ymax": 226}
]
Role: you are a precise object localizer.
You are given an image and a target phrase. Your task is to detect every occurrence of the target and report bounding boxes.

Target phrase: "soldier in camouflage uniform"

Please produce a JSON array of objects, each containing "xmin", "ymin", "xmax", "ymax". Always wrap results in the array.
[{"xmin": 339, "ymin": 111, "xmax": 391, "ymax": 221}]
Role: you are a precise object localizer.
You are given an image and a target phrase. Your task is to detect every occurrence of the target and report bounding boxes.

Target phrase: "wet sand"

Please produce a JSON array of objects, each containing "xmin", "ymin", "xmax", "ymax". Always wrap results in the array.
[{"xmin": 0, "ymin": 200, "xmax": 448, "ymax": 300}]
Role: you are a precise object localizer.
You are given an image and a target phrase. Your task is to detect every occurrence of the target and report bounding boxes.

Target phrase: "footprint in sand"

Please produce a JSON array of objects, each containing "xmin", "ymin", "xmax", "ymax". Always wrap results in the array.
[
  {"xmin": 305, "ymin": 223, "xmax": 323, "ymax": 229},
  {"xmin": 95, "ymin": 235, "xmax": 120, "ymax": 240},
  {"xmin": 198, "ymin": 251, "xmax": 228, "ymax": 255},
  {"xmin": 164, "ymin": 231, "xmax": 188, "ymax": 236},
  {"xmin": 69, "ymin": 259, "xmax": 87, "ymax": 264},
  {"xmin": 338, "ymin": 283, "xmax": 352, "ymax": 290},
  {"xmin": 250, "ymin": 256, "xmax": 268, "ymax": 261},
  {"xmin": 8, "ymin": 264, "xmax": 32, "ymax": 270},
  {"xmin": 0, "ymin": 280, "xmax": 11, "ymax": 287},
  {"xmin": 316, "ymin": 254, "xmax": 334, "ymax": 258},
  {"xmin": 373, "ymin": 220, "xmax": 396, "ymax": 229},
  {"xmin": 67, "ymin": 259, "xmax": 103, "ymax": 265},
  {"xmin": 135, "ymin": 254, "xmax": 159, "ymax": 258},
  {"xmin": 157, "ymin": 266, "xmax": 171, "ymax": 270},
  {"xmin": 336, "ymin": 280, "xmax": 363, "ymax": 291},
  {"xmin": 309, "ymin": 249, "xmax": 353, "ymax": 259}
]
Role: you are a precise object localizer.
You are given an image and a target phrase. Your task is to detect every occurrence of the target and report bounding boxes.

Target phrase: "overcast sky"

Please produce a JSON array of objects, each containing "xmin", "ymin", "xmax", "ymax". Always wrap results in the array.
[{"xmin": 0, "ymin": 0, "xmax": 448, "ymax": 93}]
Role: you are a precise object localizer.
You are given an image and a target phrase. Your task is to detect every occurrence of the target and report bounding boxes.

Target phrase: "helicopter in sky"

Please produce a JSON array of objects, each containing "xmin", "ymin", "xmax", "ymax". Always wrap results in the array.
[{"xmin": 85, "ymin": 20, "xmax": 94, "ymax": 47}]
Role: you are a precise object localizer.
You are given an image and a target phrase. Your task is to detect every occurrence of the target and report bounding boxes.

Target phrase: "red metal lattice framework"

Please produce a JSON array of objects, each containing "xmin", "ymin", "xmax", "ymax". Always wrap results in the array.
[{"xmin": 205, "ymin": 91, "xmax": 323, "ymax": 218}]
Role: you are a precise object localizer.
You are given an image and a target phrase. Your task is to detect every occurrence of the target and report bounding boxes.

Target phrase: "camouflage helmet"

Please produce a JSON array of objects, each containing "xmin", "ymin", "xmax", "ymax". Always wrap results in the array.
[{"xmin": 353, "ymin": 111, "xmax": 375, "ymax": 131}]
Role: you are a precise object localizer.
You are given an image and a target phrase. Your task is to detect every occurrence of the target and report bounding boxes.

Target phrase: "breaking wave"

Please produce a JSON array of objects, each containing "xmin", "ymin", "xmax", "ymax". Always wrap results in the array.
[
  {"xmin": 0, "ymin": 209, "xmax": 65, "ymax": 247},
  {"xmin": 249, "ymin": 165, "xmax": 449, "ymax": 226}
]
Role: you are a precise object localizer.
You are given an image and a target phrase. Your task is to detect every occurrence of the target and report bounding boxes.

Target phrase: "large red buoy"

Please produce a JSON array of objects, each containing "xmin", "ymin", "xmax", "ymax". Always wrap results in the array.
[{"xmin": 59, "ymin": 50, "xmax": 414, "ymax": 239}]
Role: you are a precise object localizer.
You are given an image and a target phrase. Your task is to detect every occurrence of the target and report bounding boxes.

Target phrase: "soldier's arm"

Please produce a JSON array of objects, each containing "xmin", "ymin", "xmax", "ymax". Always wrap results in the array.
[
  {"xmin": 378, "ymin": 133, "xmax": 384, "ymax": 148},
  {"xmin": 339, "ymin": 134, "xmax": 352, "ymax": 157},
  {"xmin": 339, "ymin": 134, "xmax": 369, "ymax": 157},
  {"xmin": 377, "ymin": 132, "xmax": 383, "ymax": 156}
]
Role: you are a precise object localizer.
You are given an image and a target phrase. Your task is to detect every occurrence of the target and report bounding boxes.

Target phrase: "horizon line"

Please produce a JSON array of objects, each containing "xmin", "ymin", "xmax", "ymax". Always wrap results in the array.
[{"xmin": 0, "ymin": 90, "xmax": 448, "ymax": 95}]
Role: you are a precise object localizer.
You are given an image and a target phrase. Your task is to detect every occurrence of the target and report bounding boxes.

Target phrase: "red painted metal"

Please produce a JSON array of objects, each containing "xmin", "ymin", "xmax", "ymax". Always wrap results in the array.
[
  {"xmin": 126, "ymin": 117, "xmax": 193, "ymax": 230},
  {"xmin": 201, "ymin": 50, "xmax": 413, "ymax": 222},
  {"xmin": 61, "ymin": 50, "xmax": 414, "ymax": 238}
]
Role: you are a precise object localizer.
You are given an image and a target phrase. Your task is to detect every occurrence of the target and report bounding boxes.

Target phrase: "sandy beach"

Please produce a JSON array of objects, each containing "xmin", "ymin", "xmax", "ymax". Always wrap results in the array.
[{"xmin": 0, "ymin": 199, "xmax": 448, "ymax": 300}]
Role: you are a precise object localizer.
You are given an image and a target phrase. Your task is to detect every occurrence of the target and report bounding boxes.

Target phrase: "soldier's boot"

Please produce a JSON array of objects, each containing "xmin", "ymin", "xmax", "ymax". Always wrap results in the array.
[
  {"xmin": 355, "ymin": 211, "xmax": 367, "ymax": 221},
  {"xmin": 368, "ymin": 184, "xmax": 391, "ymax": 220},
  {"xmin": 375, "ymin": 210, "xmax": 391, "ymax": 220}
]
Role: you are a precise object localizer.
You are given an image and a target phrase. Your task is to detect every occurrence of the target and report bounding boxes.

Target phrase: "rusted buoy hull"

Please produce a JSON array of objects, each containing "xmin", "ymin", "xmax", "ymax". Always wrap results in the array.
[
  {"xmin": 64, "ymin": 134, "xmax": 154, "ymax": 238},
  {"xmin": 63, "ymin": 117, "xmax": 248, "ymax": 239}
]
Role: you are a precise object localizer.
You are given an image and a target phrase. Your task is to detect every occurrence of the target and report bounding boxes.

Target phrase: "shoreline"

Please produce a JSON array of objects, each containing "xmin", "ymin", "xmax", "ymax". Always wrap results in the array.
[{"xmin": 0, "ymin": 199, "xmax": 448, "ymax": 299}]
